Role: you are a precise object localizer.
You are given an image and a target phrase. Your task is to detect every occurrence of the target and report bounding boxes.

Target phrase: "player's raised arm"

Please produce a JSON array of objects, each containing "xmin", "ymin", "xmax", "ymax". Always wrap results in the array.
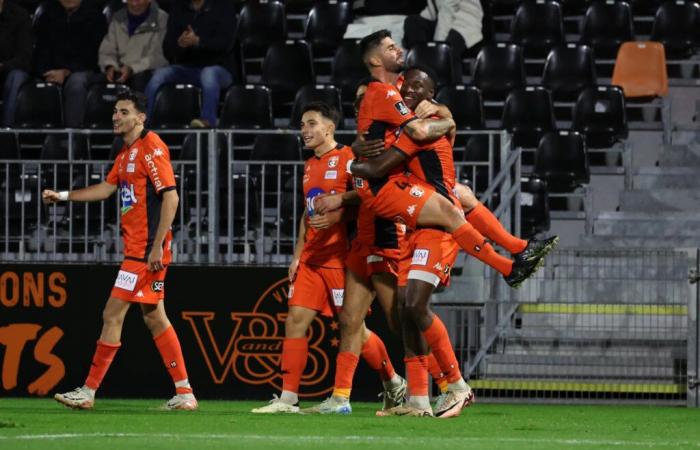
[
  {"xmin": 42, "ymin": 182, "xmax": 117, "ymax": 204},
  {"xmin": 402, "ymin": 116, "xmax": 456, "ymax": 142}
]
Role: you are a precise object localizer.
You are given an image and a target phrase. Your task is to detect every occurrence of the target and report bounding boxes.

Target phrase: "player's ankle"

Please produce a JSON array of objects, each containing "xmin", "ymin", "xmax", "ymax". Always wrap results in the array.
[
  {"xmin": 407, "ymin": 395, "xmax": 430, "ymax": 410},
  {"xmin": 383, "ymin": 374, "xmax": 403, "ymax": 390},
  {"xmin": 280, "ymin": 390, "xmax": 298, "ymax": 405},
  {"xmin": 82, "ymin": 386, "xmax": 96, "ymax": 398},
  {"xmin": 448, "ymin": 378, "xmax": 468, "ymax": 392}
]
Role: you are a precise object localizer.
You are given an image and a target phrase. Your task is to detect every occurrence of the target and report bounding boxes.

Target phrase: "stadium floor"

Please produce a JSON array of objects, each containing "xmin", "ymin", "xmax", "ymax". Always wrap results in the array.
[{"xmin": 1, "ymin": 399, "xmax": 700, "ymax": 450}]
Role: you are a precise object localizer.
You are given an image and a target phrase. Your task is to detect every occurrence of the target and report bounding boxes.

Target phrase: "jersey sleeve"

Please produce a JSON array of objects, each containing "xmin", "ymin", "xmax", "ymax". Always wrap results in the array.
[
  {"xmin": 368, "ymin": 83, "xmax": 416, "ymax": 127},
  {"xmin": 105, "ymin": 159, "xmax": 120, "ymax": 185},
  {"xmin": 141, "ymin": 138, "xmax": 176, "ymax": 193},
  {"xmin": 392, "ymin": 131, "xmax": 424, "ymax": 158}
]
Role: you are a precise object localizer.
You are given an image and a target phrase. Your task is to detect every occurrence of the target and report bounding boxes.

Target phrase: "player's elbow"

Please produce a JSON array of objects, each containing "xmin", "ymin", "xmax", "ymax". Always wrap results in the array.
[
  {"xmin": 162, "ymin": 189, "xmax": 179, "ymax": 207},
  {"xmin": 405, "ymin": 121, "xmax": 429, "ymax": 142}
]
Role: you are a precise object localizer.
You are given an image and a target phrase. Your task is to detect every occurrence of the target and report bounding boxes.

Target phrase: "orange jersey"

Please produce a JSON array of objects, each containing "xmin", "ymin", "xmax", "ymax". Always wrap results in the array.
[
  {"xmin": 106, "ymin": 130, "xmax": 176, "ymax": 262},
  {"xmin": 395, "ymin": 131, "xmax": 457, "ymax": 200},
  {"xmin": 354, "ymin": 202, "xmax": 405, "ymax": 256},
  {"xmin": 300, "ymin": 144, "xmax": 354, "ymax": 268}
]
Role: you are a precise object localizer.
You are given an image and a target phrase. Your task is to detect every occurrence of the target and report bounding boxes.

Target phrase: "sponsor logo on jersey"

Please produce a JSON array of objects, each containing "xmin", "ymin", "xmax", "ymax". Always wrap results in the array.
[
  {"xmin": 353, "ymin": 177, "xmax": 364, "ymax": 188},
  {"xmin": 151, "ymin": 281, "xmax": 164, "ymax": 292},
  {"xmin": 331, "ymin": 289, "xmax": 344, "ymax": 307},
  {"xmin": 114, "ymin": 270, "xmax": 138, "ymax": 291},
  {"xmin": 407, "ymin": 204, "xmax": 417, "ymax": 216},
  {"xmin": 305, "ymin": 187, "xmax": 325, "ymax": 216},
  {"xmin": 119, "ymin": 181, "xmax": 137, "ymax": 215},
  {"xmin": 412, "ymin": 249, "xmax": 430, "ymax": 266},
  {"xmin": 395, "ymin": 101, "xmax": 410, "ymax": 115},
  {"xmin": 324, "ymin": 170, "xmax": 337, "ymax": 180},
  {"xmin": 153, "ymin": 148, "xmax": 164, "ymax": 157},
  {"xmin": 126, "ymin": 163, "xmax": 135, "ymax": 173},
  {"xmin": 144, "ymin": 154, "xmax": 162, "ymax": 189},
  {"xmin": 136, "ymin": 290, "xmax": 144, "ymax": 298}
]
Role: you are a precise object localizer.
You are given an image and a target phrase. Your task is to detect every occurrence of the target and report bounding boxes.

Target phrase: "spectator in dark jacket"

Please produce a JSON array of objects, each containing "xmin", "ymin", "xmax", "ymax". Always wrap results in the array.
[
  {"xmin": 0, "ymin": 0, "xmax": 33, "ymax": 127},
  {"xmin": 33, "ymin": 0, "xmax": 107, "ymax": 127},
  {"xmin": 144, "ymin": 0, "xmax": 236, "ymax": 127}
]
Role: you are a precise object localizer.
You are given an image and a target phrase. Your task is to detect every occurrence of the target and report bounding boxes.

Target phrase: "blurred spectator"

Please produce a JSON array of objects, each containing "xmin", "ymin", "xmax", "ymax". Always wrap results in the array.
[
  {"xmin": 34, "ymin": 0, "xmax": 107, "ymax": 127},
  {"xmin": 403, "ymin": 0, "xmax": 483, "ymax": 59},
  {"xmin": 145, "ymin": 0, "xmax": 237, "ymax": 128},
  {"xmin": 99, "ymin": 0, "xmax": 168, "ymax": 92},
  {"xmin": 0, "ymin": 0, "xmax": 33, "ymax": 127}
]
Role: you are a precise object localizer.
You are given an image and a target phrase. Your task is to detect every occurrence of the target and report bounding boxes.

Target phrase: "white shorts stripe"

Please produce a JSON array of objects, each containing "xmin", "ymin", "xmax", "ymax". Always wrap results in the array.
[{"xmin": 407, "ymin": 270, "xmax": 440, "ymax": 287}]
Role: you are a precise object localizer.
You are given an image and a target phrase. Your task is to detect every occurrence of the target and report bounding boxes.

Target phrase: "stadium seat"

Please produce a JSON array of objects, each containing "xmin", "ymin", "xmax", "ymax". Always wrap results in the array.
[
  {"xmin": 520, "ymin": 177, "xmax": 550, "ymax": 238},
  {"xmin": 0, "ymin": 132, "xmax": 20, "ymax": 159},
  {"xmin": 629, "ymin": 0, "xmax": 666, "ymax": 14},
  {"xmin": 472, "ymin": 43, "xmax": 526, "ymax": 100},
  {"xmin": 533, "ymin": 130, "xmax": 590, "ymax": 192},
  {"xmin": 435, "ymin": 85, "xmax": 484, "ymax": 130},
  {"xmin": 14, "ymin": 82, "xmax": 63, "ymax": 128},
  {"xmin": 219, "ymin": 84, "xmax": 273, "ymax": 129},
  {"xmin": 580, "ymin": 0, "xmax": 635, "ymax": 59},
  {"xmin": 262, "ymin": 40, "xmax": 315, "ymax": 113},
  {"xmin": 650, "ymin": 1, "xmax": 700, "ymax": 59},
  {"xmin": 83, "ymin": 83, "xmax": 131, "ymax": 129},
  {"xmin": 304, "ymin": 0, "xmax": 353, "ymax": 56},
  {"xmin": 572, "ymin": 86, "xmax": 628, "ymax": 148},
  {"xmin": 611, "ymin": 42, "xmax": 668, "ymax": 98},
  {"xmin": 511, "ymin": 0, "xmax": 565, "ymax": 57},
  {"xmin": 542, "ymin": 44, "xmax": 597, "ymax": 101},
  {"xmin": 405, "ymin": 42, "xmax": 458, "ymax": 87},
  {"xmin": 488, "ymin": 0, "xmax": 521, "ymax": 14},
  {"xmin": 462, "ymin": 134, "xmax": 495, "ymax": 194},
  {"xmin": 289, "ymin": 84, "xmax": 343, "ymax": 129},
  {"xmin": 250, "ymin": 134, "xmax": 302, "ymax": 162},
  {"xmin": 149, "ymin": 84, "xmax": 202, "ymax": 129},
  {"xmin": 237, "ymin": 0, "xmax": 287, "ymax": 58},
  {"xmin": 502, "ymin": 87, "xmax": 556, "ymax": 148},
  {"xmin": 331, "ymin": 39, "xmax": 369, "ymax": 101},
  {"xmin": 558, "ymin": 0, "xmax": 593, "ymax": 14}
]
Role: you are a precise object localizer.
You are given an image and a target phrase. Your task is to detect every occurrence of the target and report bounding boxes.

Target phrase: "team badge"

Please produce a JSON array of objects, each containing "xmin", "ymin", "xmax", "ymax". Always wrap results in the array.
[
  {"xmin": 409, "ymin": 185, "xmax": 425, "ymax": 198},
  {"xmin": 328, "ymin": 156, "xmax": 338, "ymax": 168},
  {"xmin": 129, "ymin": 148, "xmax": 138, "ymax": 161}
]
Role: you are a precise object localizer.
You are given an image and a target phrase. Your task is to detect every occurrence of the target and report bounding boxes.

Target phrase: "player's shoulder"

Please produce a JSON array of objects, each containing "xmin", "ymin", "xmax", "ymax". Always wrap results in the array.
[
  {"xmin": 366, "ymin": 80, "xmax": 400, "ymax": 99},
  {"xmin": 337, "ymin": 144, "xmax": 354, "ymax": 159},
  {"xmin": 140, "ymin": 130, "xmax": 170, "ymax": 157}
]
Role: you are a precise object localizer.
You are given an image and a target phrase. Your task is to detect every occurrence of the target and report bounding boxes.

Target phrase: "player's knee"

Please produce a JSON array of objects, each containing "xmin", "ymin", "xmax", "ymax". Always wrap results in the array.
[
  {"xmin": 338, "ymin": 308, "xmax": 362, "ymax": 335},
  {"xmin": 403, "ymin": 294, "xmax": 429, "ymax": 323},
  {"xmin": 102, "ymin": 309, "xmax": 124, "ymax": 329}
]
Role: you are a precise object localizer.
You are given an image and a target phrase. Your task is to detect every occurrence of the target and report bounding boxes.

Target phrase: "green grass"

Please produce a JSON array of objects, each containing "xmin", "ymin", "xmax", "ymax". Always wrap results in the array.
[{"xmin": 1, "ymin": 398, "xmax": 700, "ymax": 449}]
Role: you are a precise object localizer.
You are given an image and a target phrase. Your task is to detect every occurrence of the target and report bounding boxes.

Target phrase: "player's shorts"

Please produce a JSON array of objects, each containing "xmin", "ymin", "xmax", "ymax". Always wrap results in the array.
[
  {"xmin": 356, "ymin": 173, "xmax": 434, "ymax": 230},
  {"xmin": 110, "ymin": 258, "xmax": 167, "ymax": 304},
  {"xmin": 345, "ymin": 240, "xmax": 400, "ymax": 284},
  {"xmin": 289, "ymin": 262, "xmax": 344, "ymax": 317},
  {"xmin": 398, "ymin": 229, "xmax": 459, "ymax": 288}
]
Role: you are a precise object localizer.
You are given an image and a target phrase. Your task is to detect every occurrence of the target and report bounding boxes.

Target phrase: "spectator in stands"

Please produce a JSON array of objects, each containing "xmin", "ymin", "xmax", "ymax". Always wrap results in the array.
[
  {"xmin": 99, "ymin": 0, "xmax": 169, "ymax": 93},
  {"xmin": 403, "ymin": 0, "xmax": 483, "ymax": 60},
  {"xmin": 33, "ymin": 0, "xmax": 107, "ymax": 127},
  {"xmin": 0, "ymin": 0, "xmax": 33, "ymax": 127},
  {"xmin": 145, "ymin": 0, "xmax": 237, "ymax": 128}
]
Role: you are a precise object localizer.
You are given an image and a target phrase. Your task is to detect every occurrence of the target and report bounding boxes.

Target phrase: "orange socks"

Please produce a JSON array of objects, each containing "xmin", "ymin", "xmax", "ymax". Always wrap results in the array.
[
  {"xmin": 281, "ymin": 337, "xmax": 308, "ymax": 394},
  {"xmin": 360, "ymin": 331, "xmax": 396, "ymax": 382},
  {"xmin": 427, "ymin": 352, "xmax": 448, "ymax": 393},
  {"xmin": 421, "ymin": 317, "xmax": 462, "ymax": 384},
  {"xmin": 332, "ymin": 351, "xmax": 360, "ymax": 399},
  {"xmin": 467, "ymin": 203, "xmax": 527, "ymax": 254},
  {"xmin": 453, "ymin": 222, "xmax": 513, "ymax": 276},
  {"xmin": 405, "ymin": 356, "xmax": 429, "ymax": 397},
  {"xmin": 154, "ymin": 326, "xmax": 192, "ymax": 394},
  {"xmin": 84, "ymin": 340, "xmax": 121, "ymax": 390}
]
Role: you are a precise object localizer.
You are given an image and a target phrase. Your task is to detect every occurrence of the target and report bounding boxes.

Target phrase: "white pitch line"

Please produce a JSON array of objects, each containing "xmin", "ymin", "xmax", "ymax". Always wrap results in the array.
[{"xmin": 0, "ymin": 433, "xmax": 698, "ymax": 448}]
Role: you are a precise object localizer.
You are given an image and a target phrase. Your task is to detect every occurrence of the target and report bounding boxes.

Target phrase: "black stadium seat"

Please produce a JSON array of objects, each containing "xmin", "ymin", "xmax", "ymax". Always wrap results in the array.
[
  {"xmin": 149, "ymin": 84, "xmax": 201, "ymax": 129},
  {"xmin": 405, "ymin": 42, "xmax": 458, "ymax": 87},
  {"xmin": 521, "ymin": 177, "xmax": 550, "ymax": 238},
  {"xmin": 219, "ymin": 84, "xmax": 273, "ymax": 129},
  {"xmin": 262, "ymin": 40, "xmax": 315, "ymax": 114},
  {"xmin": 83, "ymin": 83, "xmax": 131, "ymax": 129},
  {"xmin": 534, "ymin": 130, "xmax": 590, "ymax": 192},
  {"xmin": 237, "ymin": 0, "xmax": 287, "ymax": 58},
  {"xmin": 472, "ymin": 43, "xmax": 526, "ymax": 100},
  {"xmin": 572, "ymin": 86, "xmax": 628, "ymax": 148},
  {"xmin": 304, "ymin": 0, "xmax": 353, "ymax": 56},
  {"xmin": 580, "ymin": 0, "xmax": 635, "ymax": 60},
  {"xmin": 289, "ymin": 84, "xmax": 343, "ymax": 129},
  {"xmin": 435, "ymin": 85, "xmax": 484, "ymax": 130},
  {"xmin": 542, "ymin": 44, "xmax": 597, "ymax": 101},
  {"xmin": 511, "ymin": 0, "xmax": 564, "ymax": 57},
  {"xmin": 14, "ymin": 82, "xmax": 63, "ymax": 128},
  {"xmin": 502, "ymin": 87, "xmax": 556, "ymax": 148},
  {"xmin": 331, "ymin": 39, "xmax": 369, "ymax": 103},
  {"xmin": 651, "ymin": 0, "xmax": 700, "ymax": 59}
]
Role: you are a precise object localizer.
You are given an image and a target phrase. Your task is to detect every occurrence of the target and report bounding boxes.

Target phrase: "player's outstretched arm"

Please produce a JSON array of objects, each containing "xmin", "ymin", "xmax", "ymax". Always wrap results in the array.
[
  {"xmin": 42, "ymin": 181, "xmax": 117, "ymax": 204},
  {"xmin": 403, "ymin": 117, "xmax": 456, "ymax": 142},
  {"xmin": 348, "ymin": 148, "xmax": 406, "ymax": 179},
  {"xmin": 147, "ymin": 189, "xmax": 178, "ymax": 272}
]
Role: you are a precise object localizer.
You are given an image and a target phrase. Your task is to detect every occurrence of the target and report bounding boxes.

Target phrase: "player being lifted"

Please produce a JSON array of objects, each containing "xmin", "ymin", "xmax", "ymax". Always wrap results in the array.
[
  {"xmin": 252, "ymin": 102, "xmax": 402, "ymax": 414},
  {"xmin": 44, "ymin": 91, "xmax": 197, "ymax": 410}
]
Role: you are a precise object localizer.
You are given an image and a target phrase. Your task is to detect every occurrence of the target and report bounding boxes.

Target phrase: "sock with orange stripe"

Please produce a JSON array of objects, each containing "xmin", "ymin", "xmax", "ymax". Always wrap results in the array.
[
  {"xmin": 360, "ymin": 331, "xmax": 401, "ymax": 389},
  {"xmin": 154, "ymin": 326, "xmax": 193, "ymax": 394},
  {"xmin": 333, "ymin": 352, "xmax": 360, "ymax": 399},
  {"xmin": 466, "ymin": 203, "xmax": 527, "ymax": 254},
  {"xmin": 427, "ymin": 352, "xmax": 448, "ymax": 394},
  {"xmin": 453, "ymin": 222, "xmax": 513, "ymax": 276},
  {"xmin": 84, "ymin": 340, "xmax": 121, "ymax": 391},
  {"xmin": 421, "ymin": 316, "xmax": 465, "ymax": 387},
  {"xmin": 280, "ymin": 337, "xmax": 308, "ymax": 405},
  {"xmin": 404, "ymin": 355, "xmax": 430, "ymax": 410}
]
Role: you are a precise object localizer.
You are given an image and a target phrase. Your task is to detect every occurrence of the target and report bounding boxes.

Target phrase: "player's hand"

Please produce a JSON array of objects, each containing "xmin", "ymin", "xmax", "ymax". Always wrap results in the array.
[
  {"xmin": 43, "ymin": 69, "xmax": 70, "ymax": 85},
  {"xmin": 148, "ymin": 246, "xmax": 164, "ymax": 272},
  {"xmin": 42, "ymin": 189, "xmax": 61, "ymax": 204},
  {"xmin": 414, "ymin": 100, "xmax": 441, "ymax": 119},
  {"xmin": 309, "ymin": 210, "xmax": 341, "ymax": 229},
  {"xmin": 314, "ymin": 193, "xmax": 343, "ymax": 215},
  {"xmin": 288, "ymin": 257, "xmax": 300, "ymax": 282},
  {"xmin": 352, "ymin": 133, "xmax": 384, "ymax": 158}
]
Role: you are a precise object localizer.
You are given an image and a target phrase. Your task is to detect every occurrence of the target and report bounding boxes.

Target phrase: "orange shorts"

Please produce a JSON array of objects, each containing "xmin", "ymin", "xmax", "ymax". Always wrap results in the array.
[
  {"xmin": 345, "ymin": 240, "xmax": 400, "ymax": 284},
  {"xmin": 288, "ymin": 262, "xmax": 344, "ymax": 317},
  {"xmin": 398, "ymin": 229, "xmax": 459, "ymax": 288},
  {"xmin": 110, "ymin": 259, "xmax": 167, "ymax": 304},
  {"xmin": 357, "ymin": 173, "xmax": 434, "ymax": 230}
]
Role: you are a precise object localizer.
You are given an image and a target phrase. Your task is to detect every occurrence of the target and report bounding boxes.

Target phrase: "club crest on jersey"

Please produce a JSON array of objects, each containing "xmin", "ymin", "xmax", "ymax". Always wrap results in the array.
[
  {"xmin": 409, "ymin": 185, "xmax": 425, "ymax": 198},
  {"xmin": 305, "ymin": 187, "xmax": 325, "ymax": 216},
  {"xmin": 327, "ymin": 156, "xmax": 338, "ymax": 168},
  {"xmin": 129, "ymin": 148, "xmax": 138, "ymax": 161},
  {"xmin": 394, "ymin": 101, "xmax": 410, "ymax": 115},
  {"xmin": 119, "ymin": 181, "xmax": 137, "ymax": 214}
]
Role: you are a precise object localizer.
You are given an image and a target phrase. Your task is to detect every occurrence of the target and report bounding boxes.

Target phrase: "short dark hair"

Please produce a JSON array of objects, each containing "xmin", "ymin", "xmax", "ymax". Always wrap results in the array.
[
  {"xmin": 301, "ymin": 101, "xmax": 340, "ymax": 127},
  {"xmin": 403, "ymin": 65, "xmax": 438, "ymax": 91},
  {"xmin": 116, "ymin": 91, "xmax": 147, "ymax": 114},
  {"xmin": 359, "ymin": 29, "xmax": 392, "ymax": 63}
]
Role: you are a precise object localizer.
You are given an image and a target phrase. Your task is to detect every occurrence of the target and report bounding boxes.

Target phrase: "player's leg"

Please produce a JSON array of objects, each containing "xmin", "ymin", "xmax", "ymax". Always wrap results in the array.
[
  {"xmin": 54, "ymin": 296, "xmax": 131, "ymax": 409},
  {"xmin": 372, "ymin": 271, "xmax": 401, "ymax": 336},
  {"xmin": 455, "ymin": 182, "xmax": 559, "ymax": 260},
  {"xmin": 141, "ymin": 301, "xmax": 197, "ymax": 410}
]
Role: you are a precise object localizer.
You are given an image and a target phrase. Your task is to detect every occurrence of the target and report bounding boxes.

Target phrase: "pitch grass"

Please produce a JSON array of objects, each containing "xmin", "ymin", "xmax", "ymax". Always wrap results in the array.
[{"xmin": 1, "ymin": 399, "xmax": 700, "ymax": 450}]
